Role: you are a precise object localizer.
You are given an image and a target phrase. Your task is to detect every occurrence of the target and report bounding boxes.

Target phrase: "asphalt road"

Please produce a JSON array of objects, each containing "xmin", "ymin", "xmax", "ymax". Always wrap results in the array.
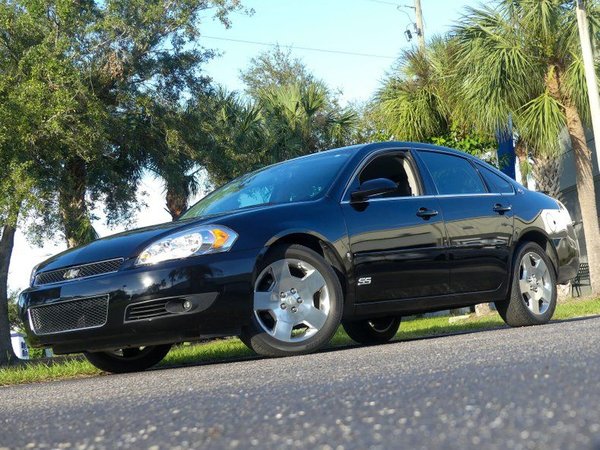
[{"xmin": 3, "ymin": 317, "xmax": 600, "ymax": 450}]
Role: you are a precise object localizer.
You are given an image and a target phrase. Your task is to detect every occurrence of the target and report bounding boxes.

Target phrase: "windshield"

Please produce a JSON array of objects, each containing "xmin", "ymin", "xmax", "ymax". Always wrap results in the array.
[{"xmin": 181, "ymin": 148, "xmax": 355, "ymax": 219}]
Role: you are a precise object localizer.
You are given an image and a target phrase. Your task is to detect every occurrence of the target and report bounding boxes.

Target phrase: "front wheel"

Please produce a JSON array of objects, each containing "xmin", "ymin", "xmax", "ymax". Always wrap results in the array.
[
  {"xmin": 343, "ymin": 317, "xmax": 401, "ymax": 345},
  {"xmin": 84, "ymin": 345, "xmax": 172, "ymax": 373},
  {"xmin": 495, "ymin": 242, "xmax": 557, "ymax": 327},
  {"xmin": 240, "ymin": 244, "xmax": 344, "ymax": 357}
]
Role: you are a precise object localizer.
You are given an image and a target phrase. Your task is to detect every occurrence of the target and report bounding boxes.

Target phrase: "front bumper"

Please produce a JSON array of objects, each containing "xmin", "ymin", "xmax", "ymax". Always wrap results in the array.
[{"xmin": 19, "ymin": 249, "xmax": 260, "ymax": 354}]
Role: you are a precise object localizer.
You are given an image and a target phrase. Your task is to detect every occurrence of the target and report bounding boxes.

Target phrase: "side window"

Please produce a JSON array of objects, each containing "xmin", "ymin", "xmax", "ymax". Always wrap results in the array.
[
  {"xmin": 358, "ymin": 153, "xmax": 421, "ymax": 197},
  {"xmin": 478, "ymin": 165, "xmax": 515, "ymax": 194},
  {"xmin": 418, "ymin": 151, "xmax": 486, "ymax": 195}
]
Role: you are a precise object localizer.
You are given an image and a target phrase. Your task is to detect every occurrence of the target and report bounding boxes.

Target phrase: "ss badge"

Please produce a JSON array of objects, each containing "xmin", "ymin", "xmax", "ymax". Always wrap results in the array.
[{"xmin": 357, "ymin": 277, "xmax": 372, "ymax": 286}]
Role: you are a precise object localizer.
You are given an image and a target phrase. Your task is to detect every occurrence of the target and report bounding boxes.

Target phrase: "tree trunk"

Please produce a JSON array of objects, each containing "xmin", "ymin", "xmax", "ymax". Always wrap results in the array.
[
  {"xmin": 59, "ymin": 157, "xmax": 98, "ymax": 248},
  {"xmin": 532, "ymin": 153, "xmax": 563, "ymax": 201},
  {"xmin": 165, "ymin": 182, "xmax": 188, "ymax": 221},
  {"xmin": 546, "ymin": 65, "xmax": 600, "ymax": 294},
  {"xmin": 514, "ymin": 140, "xmax": 529, "ymax": 186},
  {"xmin": 564, "ymin": 101, "xmax": 600, "ymax": 294},
  {"xmin": 0, "ymin": 224, "xmax": 18, "ymax": 366}
]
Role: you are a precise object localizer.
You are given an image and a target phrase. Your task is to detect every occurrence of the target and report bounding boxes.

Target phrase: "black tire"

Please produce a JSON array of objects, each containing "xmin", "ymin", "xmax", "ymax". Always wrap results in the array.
[
  {"xmin": 495, "ymin": 242, "xmax": 557, "ymax": 327},
  {"xmin": 84, "ymin": 344, "xmax": 172, "ymax": 374},
  {"xmin": 240, "ymin": 244, "xmax": 344, "ymax": 357},
  {"xmin": 343, "ymin": 317, "xmax": 401, "ymax": 345}
]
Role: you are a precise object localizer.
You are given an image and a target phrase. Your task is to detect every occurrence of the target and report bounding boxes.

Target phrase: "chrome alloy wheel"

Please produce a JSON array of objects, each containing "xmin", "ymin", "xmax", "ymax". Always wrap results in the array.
[
  {"xmin": 253, "ymin": 258, "xmax": 331, "ymax": 343},
  {"xmin": 518, "ymin": 251, "xmax": 554, "ymax": 315}
]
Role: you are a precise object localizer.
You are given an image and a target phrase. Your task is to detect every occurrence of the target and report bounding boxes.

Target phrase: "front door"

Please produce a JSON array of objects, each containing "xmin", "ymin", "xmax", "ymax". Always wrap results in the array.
[{"xmin": 340, "ymin": 150, "xmax": 449, "ymax": 302}]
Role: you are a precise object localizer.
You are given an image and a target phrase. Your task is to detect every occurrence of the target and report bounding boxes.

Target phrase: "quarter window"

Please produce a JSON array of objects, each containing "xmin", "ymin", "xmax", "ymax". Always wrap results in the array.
[
  {"xmin": 478, "ymin": 165, "xmax": 515, "ymax": 194},
  {"xmin": 418, "ymin": 151, "xmax": 486, "ymax": 195}
]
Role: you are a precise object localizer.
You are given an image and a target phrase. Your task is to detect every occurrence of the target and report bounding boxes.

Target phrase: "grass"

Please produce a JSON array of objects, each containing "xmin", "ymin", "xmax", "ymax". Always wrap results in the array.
[{"xmin": 2, "ymin": 296, "xmax": 600, "ymax": 387}]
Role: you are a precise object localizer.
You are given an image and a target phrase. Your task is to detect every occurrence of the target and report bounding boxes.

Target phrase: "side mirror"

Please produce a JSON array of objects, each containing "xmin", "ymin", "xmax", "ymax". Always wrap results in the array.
[{"xmin": 351, "ymin": 178, "xmax": 397, "ymax": 202}]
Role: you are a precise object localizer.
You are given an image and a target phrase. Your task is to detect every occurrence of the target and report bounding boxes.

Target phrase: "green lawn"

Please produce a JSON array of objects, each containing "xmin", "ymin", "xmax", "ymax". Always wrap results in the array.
[{"xmin": 2, "ymin": 296, "xmax": 599, "ymax": 387}]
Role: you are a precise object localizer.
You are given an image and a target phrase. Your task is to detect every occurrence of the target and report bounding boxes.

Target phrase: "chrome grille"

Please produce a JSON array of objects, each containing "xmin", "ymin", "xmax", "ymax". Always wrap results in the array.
[
  {"xmin": 28, "ymin": 295, "xmax": 109, "ymax": 335},
  {"xmin": 34, "ymin": 258, "xmax": 123, "ymax": 286},
  {"xmin": 125, "ymin": 299, "xmax": 170, "ymax": 322}
]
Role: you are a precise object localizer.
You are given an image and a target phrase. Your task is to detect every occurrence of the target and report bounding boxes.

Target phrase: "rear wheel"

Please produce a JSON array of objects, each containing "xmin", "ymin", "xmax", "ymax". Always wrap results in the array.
[
  {"xmin": 495, "ymin": 242, "xmax": 557, "ymax": 327},
  {"xmin": 343, "ymin": 317, "xmax": 401, "ymax": 345},
  {"xmin": 84, "ymin": 344, "xmax": 172, "ymax": 373},
  {"xmin": 240, "ymin": 244, "xmax": 343, "ymax": 357}
]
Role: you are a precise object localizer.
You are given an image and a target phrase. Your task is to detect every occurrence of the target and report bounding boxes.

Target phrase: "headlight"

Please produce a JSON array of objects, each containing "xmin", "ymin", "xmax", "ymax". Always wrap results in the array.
[{"xmin": 136, "ymin": 225, "xmax": 238, "ymax": 266}]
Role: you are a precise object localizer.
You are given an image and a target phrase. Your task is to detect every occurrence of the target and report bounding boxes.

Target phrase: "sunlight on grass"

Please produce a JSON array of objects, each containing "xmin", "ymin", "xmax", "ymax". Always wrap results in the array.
[{"xmin": 1, "ymin": 296, "xmax": 598, "ymax": 387}]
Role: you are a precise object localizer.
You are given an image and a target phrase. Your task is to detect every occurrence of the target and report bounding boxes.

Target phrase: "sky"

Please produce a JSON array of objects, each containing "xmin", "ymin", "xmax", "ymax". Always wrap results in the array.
[{"xmin": 8, "ymin": 0, "xmax": 477, "ymax": 291}]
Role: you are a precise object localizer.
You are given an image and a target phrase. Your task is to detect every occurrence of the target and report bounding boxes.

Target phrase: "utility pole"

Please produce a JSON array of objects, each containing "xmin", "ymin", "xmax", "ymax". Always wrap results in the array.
[
  {"xmin": 414, "ymin": 0, "xmax": 425, "ymax": 51},
  {"xmin": 576, "ymin": 0, "xmax": 600, "ymax": 170}
]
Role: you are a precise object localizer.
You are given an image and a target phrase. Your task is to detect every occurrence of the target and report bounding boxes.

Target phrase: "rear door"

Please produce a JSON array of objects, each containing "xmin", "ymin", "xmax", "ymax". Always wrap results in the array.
[
  {"xmin": 415, "ymin": 149, "xmax": 514, "ymax": 294},
  {"xmin": 340, "ymin": 149, "xmax": 449, "ymax": 302}
]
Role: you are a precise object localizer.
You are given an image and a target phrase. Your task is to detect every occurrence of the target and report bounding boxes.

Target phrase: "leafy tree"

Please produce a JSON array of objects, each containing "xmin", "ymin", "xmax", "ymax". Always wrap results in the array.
[
  {"xmin": 0, "ymin": 0, "xmax": 244, "ymax": 366},
  {"xmin": 240, "ymin": 46, "xmax": 315, "ymax": 98},
  {"xmin": 453, "ymin": 0, "xmax": 600, "ymax": 293}
]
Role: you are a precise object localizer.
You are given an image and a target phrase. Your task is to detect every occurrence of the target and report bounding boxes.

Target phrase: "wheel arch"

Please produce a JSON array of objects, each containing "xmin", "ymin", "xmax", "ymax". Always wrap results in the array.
[
  {"xmin": 516, "ymin": 228, "xmax": 559, "ymax": 277},
  {"xmin": 255, "ymin": 230, "xmax": 352, "ymax": 308}
]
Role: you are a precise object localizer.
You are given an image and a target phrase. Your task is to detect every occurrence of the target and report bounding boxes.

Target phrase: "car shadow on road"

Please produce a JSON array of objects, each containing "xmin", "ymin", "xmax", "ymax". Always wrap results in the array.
[{"xmin": 145, "ymin": 314, "xmax": 600, "ymax": 374}]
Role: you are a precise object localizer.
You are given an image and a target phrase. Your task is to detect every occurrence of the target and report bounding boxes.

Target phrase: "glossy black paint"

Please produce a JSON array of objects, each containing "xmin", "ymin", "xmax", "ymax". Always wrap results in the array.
[{"xmin": 19, "ymin": 142, "xmax": 580, "ymax": 354}]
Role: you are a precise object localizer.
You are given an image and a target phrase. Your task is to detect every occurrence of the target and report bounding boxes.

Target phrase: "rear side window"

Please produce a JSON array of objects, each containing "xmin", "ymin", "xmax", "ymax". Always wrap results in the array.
[
  {"xmin": 478, "ymin": 165, "xmax": 514, "ymax": 194},
  {"xmin": 418, "ymin": 151, "xmax": 486, "ymax": 195}
]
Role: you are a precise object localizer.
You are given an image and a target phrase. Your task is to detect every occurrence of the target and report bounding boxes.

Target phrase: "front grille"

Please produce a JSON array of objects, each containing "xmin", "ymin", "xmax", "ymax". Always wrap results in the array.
[
  {"xmin": 125, "ymin": 299, "xmax": 170, "ymax": 322},
  {"xmin": 34, "ymin": 258, "xmax": 123, "ymax": 286},
  {"xmin": 28, "ymin": 295, "xmax": 109, "ymax": 335}
]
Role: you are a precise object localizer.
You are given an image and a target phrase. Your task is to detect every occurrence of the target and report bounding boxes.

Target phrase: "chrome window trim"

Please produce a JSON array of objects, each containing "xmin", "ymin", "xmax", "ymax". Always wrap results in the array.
[{"xmin": 339, "ymin": 192, "xmax": 507, "ymax": 205}]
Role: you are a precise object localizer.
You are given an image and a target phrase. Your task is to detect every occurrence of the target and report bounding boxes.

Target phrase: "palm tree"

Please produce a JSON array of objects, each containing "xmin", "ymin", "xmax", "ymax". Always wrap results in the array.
[
  {"xmin": 375, "ymin": 37, "xmax": 496, "ymax": 157},
  {"xmin": 198, "ymin": 89, "xmax": 267, "ymax": 185},
  {"xmin": 453, "ymin": 0, "xmax": 600, "ymax": 293},
  {"xmin": 259, "ymin": 82, "xmax": 357, "ymax": 163},
  {"xmin": 376, "ymin": 37, "xmax": 456, "ymax": 142}
]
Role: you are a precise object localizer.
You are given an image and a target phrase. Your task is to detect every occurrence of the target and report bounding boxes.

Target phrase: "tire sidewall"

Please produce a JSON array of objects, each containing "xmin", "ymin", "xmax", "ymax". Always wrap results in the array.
[{"xmin": 243, "ymin": 244, "xmax": 344, "ymax": 355}]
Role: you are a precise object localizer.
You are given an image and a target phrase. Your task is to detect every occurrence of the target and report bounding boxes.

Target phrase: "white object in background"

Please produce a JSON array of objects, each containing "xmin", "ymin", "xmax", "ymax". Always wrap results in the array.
[{"xmin": 10, "ymin": 331, "xmax": 29, "ymax": 360}]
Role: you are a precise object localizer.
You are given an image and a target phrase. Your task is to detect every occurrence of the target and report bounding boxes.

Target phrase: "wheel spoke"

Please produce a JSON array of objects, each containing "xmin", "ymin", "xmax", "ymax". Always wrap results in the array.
[
  {"xmin": 519, "ymin": 279, "xmax": 530, "ymax": 295},
  {"xmin": 529, "ymin": 297, "xmax": 540, "ymax": 314},
  {"xmin": 521, "ymin": 255, "xmax": 534, "ymax": 277},
  {"xmin": 299, "ymin": 269, "xmax": 326, "ymax": 301},
  {"xmin": 272, "ymin": 319, "xmax": 294, "ymax": 341},
  {"xmin": 254, "ymin": 291, "xmax": 275, "ymax": 311},
  {"xmin": 303, "ymin": 305, "xmax": 327, "ymax": 330},
  {"xmin": 542, "ymin": 284, "xmax": 553, "ymax": 302},
  {"xmin": 270, "ymin": 260, "xmax": 293, "ymax": 287},
  {"xmin": 535, "ymin": 261, "xmax": 548, "ymax": 280}
]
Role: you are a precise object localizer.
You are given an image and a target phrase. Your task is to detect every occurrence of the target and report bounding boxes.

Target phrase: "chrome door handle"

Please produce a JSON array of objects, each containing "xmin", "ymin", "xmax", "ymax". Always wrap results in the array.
[
  {"xmin": 493, "ymin": 203, "xmax": 512, "ymax": 214},
  {"xmin": 416, "ymin": 207, "xmax": 439, "ymax": 219}
]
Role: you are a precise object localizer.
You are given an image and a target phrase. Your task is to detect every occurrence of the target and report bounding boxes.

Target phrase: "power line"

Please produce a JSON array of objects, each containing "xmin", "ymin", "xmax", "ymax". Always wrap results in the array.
[
  {"xmin": 363, "ymin": 0, "xmax": 401, "ymax": 6},
  {"xmin": 201, "ymin": 35, "xmax": 396, "ymax": 60}
]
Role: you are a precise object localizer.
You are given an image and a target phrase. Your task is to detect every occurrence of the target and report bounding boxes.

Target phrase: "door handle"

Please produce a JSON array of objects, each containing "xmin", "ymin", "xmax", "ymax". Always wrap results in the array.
[
  {"xmin": 416, "ymin": 207, "xmax": 439, "ymax": 219},
  {"xmin": 493, "ymin": 203, "xmax": 512, "ymax": 214}
]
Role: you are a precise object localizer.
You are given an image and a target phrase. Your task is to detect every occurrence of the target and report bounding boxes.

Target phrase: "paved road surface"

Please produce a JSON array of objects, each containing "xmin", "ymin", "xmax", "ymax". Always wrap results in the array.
[{"xmin": 3, "ymin": 317, "xmax": 600, "ymax": 449}]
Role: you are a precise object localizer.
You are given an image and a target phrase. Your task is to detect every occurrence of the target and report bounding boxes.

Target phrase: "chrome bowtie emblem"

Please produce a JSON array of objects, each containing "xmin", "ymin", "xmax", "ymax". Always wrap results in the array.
[{"xmin": 63, "ymin": 268, "xmax": 81, "ymax": 280}]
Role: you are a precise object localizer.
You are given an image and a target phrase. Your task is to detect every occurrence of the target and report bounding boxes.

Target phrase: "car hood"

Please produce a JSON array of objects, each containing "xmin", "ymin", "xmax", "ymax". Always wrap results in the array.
[{"xmin": 36, "ymin": 216, "xmax": 219, "ymax": 273}]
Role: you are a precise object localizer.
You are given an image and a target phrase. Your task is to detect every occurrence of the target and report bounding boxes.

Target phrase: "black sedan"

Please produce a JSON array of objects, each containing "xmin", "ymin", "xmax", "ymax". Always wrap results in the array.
[{"xmin": 19, "ymin": 142, "xmax": 580, "ymax": 373}]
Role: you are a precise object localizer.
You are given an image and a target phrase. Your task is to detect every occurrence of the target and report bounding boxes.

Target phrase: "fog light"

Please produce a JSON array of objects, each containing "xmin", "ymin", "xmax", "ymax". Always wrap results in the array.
[{"xmin": 183, "ymin": 300, "xmax": 192, "ymax": 311}]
